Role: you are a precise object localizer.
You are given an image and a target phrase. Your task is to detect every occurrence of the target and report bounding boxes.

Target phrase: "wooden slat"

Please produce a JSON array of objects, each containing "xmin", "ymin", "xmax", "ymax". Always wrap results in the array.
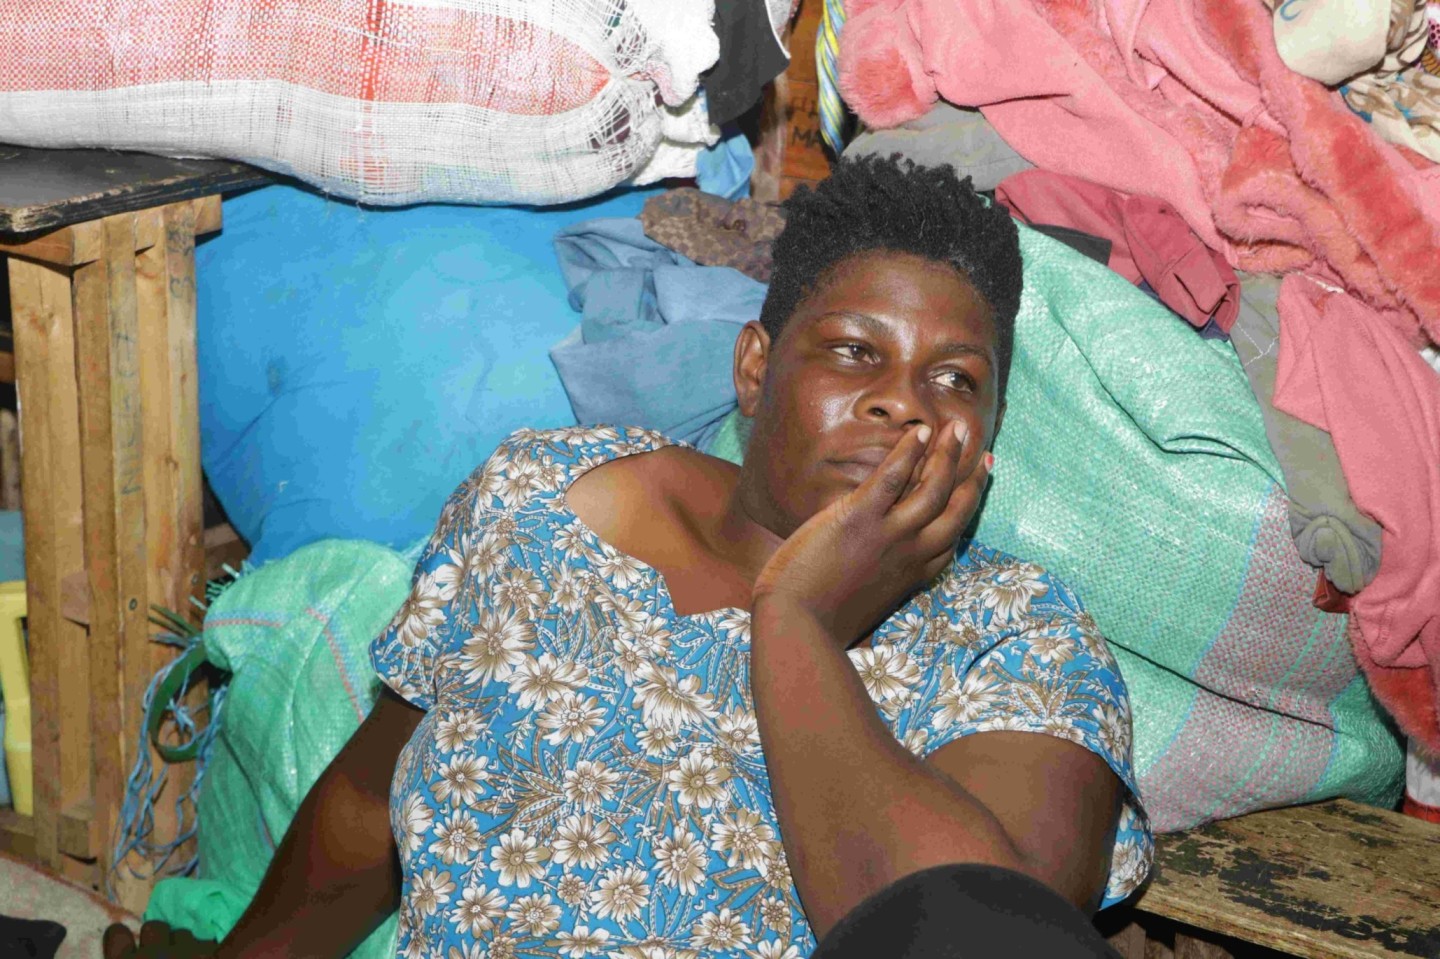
[
  {"xmin": 134, "ymin": 199, "xmax": 206, "ymax": 871},
  {"xmin": 73, "ymin": 211, "xmax": 155, "ymax": 912},
  {"xmin": 1143, "ymin": 800, "xmax": 1440, "ymax": 959},
  {"xmin": 0, "ymin": 220, "xmax": 102, "ymax": 266},
  {"xmin": 193, "ymin": 194, "xmax": 222, "ymax": 236},
  {"xmin": 9, "ymin": 256, "xmax": 92, "ymax": 871}
]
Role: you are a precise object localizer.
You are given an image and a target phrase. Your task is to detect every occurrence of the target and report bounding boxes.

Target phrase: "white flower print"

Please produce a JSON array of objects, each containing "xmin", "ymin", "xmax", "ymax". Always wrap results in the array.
[
  {"xmin": 595, "ymin": 546, "xmax": 648, "ymax": 590},
  {"xmin": 540, "ymin": 691, "xmax": 608, "ymax": 745},
  {"xmin": 507, "ymin": 892, "xmax": 562, "ymax": 936},
  {"xmin": 749, "ymin": 940, "xmax": 802, "ymax": 959},
  {"xmin": 555, "ymin": 873, "xmax": 589, "ymax": 907},
  {"xmin": 551, "ymin": 813, "xmax": 616, "ymax": 869},
  {"xmin": 398, "ymin": 793, "xmax": 433, "ymax": 854},
  {"xmin": 391, "ymin": 571, "xmax": 449, "ymax": 648},
  {"xmin": 563, "ymin": 760, "xmax": 621, "ymax": 810},
  {"xmin": 459, "ymin": 609, "xmax": 535, "ymax": 684},
  {"xmin": 757, "ymin": 897, "xmax": 791, "ymax": 933},
  {"xmin": 715, "ymin": 708, "xmax": 761, "ymax": 754},
  {"xmin": 612, "ymin": 640, "xmax": 649, "ymax": 683},
  {"xmin": 551, "ymin": 565, "xmax": 591, "ymax": 614},
  {"xmin": 1027, "ymin": 629, "xmax": 1078, "ymax": 666},
  {"xmin": 556, "ymin": 925, "xmax": 612, "ymax": 958},
  {"xmin": 1093, "ymin": 702, "xmax": 1131, "ymax": 758},
  {"xmin": 428, "ymin": 811, "xmax": 483, "ymax": 865},
  {"xmin": 902, "ymin": 726, "xmax": 930, "ymax": 754},
  {"xmin": 492, "ymin": 565, "xmax": 551, "ymax": 617},
  {"xmin": 554, "ymin": 520, "xmax": 597, "ymax": 563},
  {"xmin": 709, "ymin": 808, "xmax": 780, "ymax": 871},
  {"xmin": 590, "ymin": 865, "xmax": 650, "ymax": 923},
  {"xmin": 849, "ymin": 644, "xmax": 922, "ymax": 702},
  {"xmin": 433, "ymin": 754, "xmax": 490, "ymax": 807},
  {"xmin": 653, "ymin": 828, "xmax": 708, "ymax": 895},
  {"xmin": 891, "ymin": 611, "xmax": 928, "ymax": 645},
  {"xmin": 489, "ymin": 828, "xmax": 550, "ymax": 888},
  {"xmin": 488, "ymin": 934, "xmax": 518, "ymax": 959},
  {"xmin": 446, "ymin": 943, "xmax": 485, "ymax": 959},
  {"xmin": 716, "ymin": 610, "xmax": 751, "ymax": 643},
  {"xmin": 666, "ymin": 751, "xmax": 731, "ymax": 809},
  {"xmin": 692, "ymin": 908, "xmax": 751, "ymax": 951},
  {"xmin": 632, "ymin": 662, "xmax": 717, "ymax": 731},
  {"xmin": 621, "ymin": 614, "xmax": 672, "ymax": 660},
  {"xmin": 410, "ymin": 866, "xmax": 455, "ymax": 916},
  {"xmin": 434, "ymin": 708, "xmax": 486, "ymax": 753},
  {"xmin": 978, "ymin": 564, "xmax": 1049, "ymax": 622},
  {"xmin": 931, "ymin": 669, "xmax": 1002, "ymax": 729},
  {"xmin": 497, "ymin": 455, "xmax": 542, "ymax": 509},
  {"xmin": 448, "ymin": 885, "xmax": 506, "ymax": 936},
  {"xmin": 509, "ymin": 652, "xmax": 589, "ymax": 709},
  {"xmin": 637, "ymin": 722, "xmax": 678, "ymax": 756}
]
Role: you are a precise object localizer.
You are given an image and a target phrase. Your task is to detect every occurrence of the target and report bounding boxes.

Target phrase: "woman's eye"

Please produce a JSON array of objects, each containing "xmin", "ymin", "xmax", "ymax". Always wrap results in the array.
[
  {"xmin": 830, "ymin": 343, "xmax": 869, "ymax": 361},
  {"xmin": 936, "ymin": 370, "xmax": 976, "ymax": 392}
]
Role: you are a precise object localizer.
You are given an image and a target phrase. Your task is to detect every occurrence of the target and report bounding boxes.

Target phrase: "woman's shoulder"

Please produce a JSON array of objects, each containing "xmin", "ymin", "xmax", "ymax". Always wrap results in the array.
[{"xmin": 932, "ymin": 540, "xmax": 1098, "ymax": 634}]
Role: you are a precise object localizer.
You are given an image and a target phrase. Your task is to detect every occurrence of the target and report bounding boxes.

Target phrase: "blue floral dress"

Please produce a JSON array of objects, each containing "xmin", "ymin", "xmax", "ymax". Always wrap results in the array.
[{"xmin": 372, "ymin": 426, "xmax": 1152, "ymax": 959}]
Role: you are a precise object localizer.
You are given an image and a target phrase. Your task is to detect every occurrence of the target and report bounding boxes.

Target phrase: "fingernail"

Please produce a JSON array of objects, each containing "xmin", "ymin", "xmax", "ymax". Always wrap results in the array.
[
  {"xmin": 985, "ymin": 452, "xmax": 996, "ymax": 472},
  {"xmin": 953, "ymin": 421, "xmax": 968, "ymax": 444},
  {"xmin": 915, "ymin": 424, "xmax": 932, "ymax": 444}
]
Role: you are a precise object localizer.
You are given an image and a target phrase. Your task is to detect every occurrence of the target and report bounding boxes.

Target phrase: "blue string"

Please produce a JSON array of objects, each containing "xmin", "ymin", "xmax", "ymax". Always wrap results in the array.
[{"xmin": 107, "ymin": 570, "xmax": 247, "ymax": 898}]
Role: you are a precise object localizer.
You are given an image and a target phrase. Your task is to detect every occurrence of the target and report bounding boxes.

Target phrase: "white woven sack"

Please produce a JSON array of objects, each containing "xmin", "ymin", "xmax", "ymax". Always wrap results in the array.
[{"xmin": 0, "ymin": 0, "xmax": 719, "ymax": 206}]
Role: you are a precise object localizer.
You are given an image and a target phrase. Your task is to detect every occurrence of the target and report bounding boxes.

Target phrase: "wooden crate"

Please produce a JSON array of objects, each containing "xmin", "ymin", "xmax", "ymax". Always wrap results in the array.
[{"xmin": 0, "ymin": 198, "xmax": 217, "ymax": 912}]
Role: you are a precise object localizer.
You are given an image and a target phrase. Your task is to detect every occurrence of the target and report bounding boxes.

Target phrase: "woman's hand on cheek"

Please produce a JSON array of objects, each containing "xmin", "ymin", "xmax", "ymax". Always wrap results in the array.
[{"xmin": 751, "ymin": 419, "xmax": 993, "ymax": 646}]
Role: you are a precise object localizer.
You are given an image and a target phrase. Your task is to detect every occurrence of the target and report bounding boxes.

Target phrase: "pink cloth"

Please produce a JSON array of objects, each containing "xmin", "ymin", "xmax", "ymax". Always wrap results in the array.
[
  {"xmin": 1276, "ymin": 277, "xmax": 1440, "ymax": 747},
  {"xmin": 839, "ymin": 0, "xmax": 1440, "ymax": 749},
  {"xmin": 995, "ymin": 169, "xmax": 1240, "ymax": 331}
]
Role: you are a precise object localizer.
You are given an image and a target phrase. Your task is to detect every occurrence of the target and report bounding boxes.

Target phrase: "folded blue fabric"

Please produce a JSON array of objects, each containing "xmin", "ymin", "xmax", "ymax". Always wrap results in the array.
[
  {"xmin": 197, "ymin": 185, "xmax": 654, "ymax": 563},
  {"xmin": 549, "ymin": 218, "xmax": 767, "ymax": 448}
]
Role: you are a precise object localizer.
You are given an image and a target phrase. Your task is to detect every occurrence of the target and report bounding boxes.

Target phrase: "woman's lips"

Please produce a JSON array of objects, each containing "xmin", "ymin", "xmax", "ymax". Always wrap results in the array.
[{"xmin": 827, "ymin": 446, "xmax": 895, "ymax": 483}]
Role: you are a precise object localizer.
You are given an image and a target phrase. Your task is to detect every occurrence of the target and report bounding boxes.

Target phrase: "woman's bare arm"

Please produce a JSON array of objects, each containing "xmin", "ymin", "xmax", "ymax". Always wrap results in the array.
[{"xmin": 211, "ymin": 687, "xmax": 422, "ymax": 958}]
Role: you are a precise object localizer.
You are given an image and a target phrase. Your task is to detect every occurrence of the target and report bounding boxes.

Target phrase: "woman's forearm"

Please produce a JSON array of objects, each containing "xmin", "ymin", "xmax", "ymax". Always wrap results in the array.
[
  {"xmin": 214, "ymin": 691, "xmax": 419, "ymax": 958},
  {"xmin": 749, "ymin": 598, "xmax": 1027, "ymax": 939}
]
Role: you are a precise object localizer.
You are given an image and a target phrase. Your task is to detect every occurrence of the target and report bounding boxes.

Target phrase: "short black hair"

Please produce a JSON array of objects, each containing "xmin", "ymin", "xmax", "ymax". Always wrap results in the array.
[{"xmin": 759, "ymin": 154, "xmax": 1023, "ymax": 400}]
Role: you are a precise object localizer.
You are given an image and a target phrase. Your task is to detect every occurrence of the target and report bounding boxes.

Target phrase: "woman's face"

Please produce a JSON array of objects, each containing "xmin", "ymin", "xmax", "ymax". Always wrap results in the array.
[{"xmin": 735, "ymin": 250, "xmax": 1004, "ymax": 538}]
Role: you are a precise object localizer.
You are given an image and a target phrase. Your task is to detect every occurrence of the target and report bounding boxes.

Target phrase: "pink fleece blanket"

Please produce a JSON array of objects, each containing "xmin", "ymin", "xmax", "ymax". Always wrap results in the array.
[{"xmin": 840, "ymin": 0, "xmax": 1440, "ymax": 749}]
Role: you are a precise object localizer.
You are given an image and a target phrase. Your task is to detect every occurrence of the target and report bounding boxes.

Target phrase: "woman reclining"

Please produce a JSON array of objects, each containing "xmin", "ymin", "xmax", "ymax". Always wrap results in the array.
[{"xmin": 107, "ymin": 156, "xmax": 1152, "ymax": 959}]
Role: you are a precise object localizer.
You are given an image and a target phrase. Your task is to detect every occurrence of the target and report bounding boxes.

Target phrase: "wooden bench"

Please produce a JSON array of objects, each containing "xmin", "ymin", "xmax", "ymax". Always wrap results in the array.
[
  {"xmin": 1100, "ymin": 800, "xmax": 1440, "ymax": 958},
  {"xmin": 0, "ymin": 144, "xmax": 267, "ymax": 911}
]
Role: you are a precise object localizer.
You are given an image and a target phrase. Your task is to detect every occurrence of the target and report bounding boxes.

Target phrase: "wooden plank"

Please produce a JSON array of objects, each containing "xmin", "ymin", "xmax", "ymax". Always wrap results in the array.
[
  {"xmin": 0, "ymin": 807, "xmax": 37, "ymax": 861},
  {"xmin": 193, "ymin": 195, "xmax": 222, "ymax": 236},
  {"xmin": 0, "ymin": 145, "xmax": 268, "ymax": 235},
  {"xmin": 9, "ymin": 256, "xmax": 92, "ymax": 872},
  {"xmin": 134, "ymin": 199, "xmax": 206, "ymax": 872},
  {"xmin": 0, "ymin": 220, "xmax": 102, "ymax": 266},
  {"xmin": 1143, "ymin": 800, "xmax": 1440, "ymax": 959},
  {"xmin": 73, "ymin": 211, "xmax": 155, "ymax": 912}
]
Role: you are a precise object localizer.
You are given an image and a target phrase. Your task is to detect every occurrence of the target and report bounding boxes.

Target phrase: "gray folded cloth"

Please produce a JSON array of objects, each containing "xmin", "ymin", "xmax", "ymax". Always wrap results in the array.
[
  {"xmin": 843, "ymin": 101, "xmax": 1033, "ymax": 191},
  {"xmin": 1230, "ymin": 272, "xmax": 1382, "ymax": 593}
]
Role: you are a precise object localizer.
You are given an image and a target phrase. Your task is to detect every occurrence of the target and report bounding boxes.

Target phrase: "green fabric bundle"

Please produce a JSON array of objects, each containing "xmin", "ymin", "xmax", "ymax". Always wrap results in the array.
[{"xmin": 147, "ymin": 540, "xmax": 415, "ymax": 956}]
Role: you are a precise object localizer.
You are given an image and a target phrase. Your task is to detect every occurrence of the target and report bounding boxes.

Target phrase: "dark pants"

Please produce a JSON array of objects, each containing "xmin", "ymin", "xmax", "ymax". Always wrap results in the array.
[{"xmin": 812, "ymin": 864, "xmax": 1121, "ymax": 959}]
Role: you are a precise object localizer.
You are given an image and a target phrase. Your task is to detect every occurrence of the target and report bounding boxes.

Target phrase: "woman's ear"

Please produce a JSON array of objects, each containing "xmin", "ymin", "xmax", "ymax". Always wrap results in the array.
[{"xmin": 733, "ymin": 321, "xmax": 771, "ymax": 418}]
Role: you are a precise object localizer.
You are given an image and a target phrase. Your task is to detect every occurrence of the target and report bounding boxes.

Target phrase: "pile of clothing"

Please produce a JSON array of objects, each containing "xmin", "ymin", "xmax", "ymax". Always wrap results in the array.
[{"xmin": 833, "ymin": 0, "xmax": 1440, "ymax": 815}]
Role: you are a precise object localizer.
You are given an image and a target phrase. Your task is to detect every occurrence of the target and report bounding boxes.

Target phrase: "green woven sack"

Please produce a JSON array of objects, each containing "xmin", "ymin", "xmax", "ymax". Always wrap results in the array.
[
  {"xmin": 712, "ymin": 225, "xmax": 1402, "ymax": 830},
  {"xmin": 146, "ymin": 539, "xmax": 416, "ymax": 956}
]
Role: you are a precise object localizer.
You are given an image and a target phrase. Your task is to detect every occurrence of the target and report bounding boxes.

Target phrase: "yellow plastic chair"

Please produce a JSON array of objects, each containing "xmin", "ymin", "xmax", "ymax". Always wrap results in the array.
[{"xmin": 0, "ymin": 580, "xmax": 29, "ymax": 815}]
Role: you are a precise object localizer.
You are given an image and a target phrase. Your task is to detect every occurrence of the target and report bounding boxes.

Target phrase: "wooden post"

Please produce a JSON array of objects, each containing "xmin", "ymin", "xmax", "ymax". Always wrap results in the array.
[
  {"xmin": 752, "ymin": 0, "xmax": 832, "ymax": 202},
  {"xmin": 7, "ymin": 254, "xmax": 92, "ymax": 882}
]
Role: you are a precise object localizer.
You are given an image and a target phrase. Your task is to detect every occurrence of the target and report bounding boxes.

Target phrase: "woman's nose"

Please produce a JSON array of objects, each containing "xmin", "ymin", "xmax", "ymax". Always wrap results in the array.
[{"xmin": 860, "ymin": 371, "xmax": 928, "ymax": 427}]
